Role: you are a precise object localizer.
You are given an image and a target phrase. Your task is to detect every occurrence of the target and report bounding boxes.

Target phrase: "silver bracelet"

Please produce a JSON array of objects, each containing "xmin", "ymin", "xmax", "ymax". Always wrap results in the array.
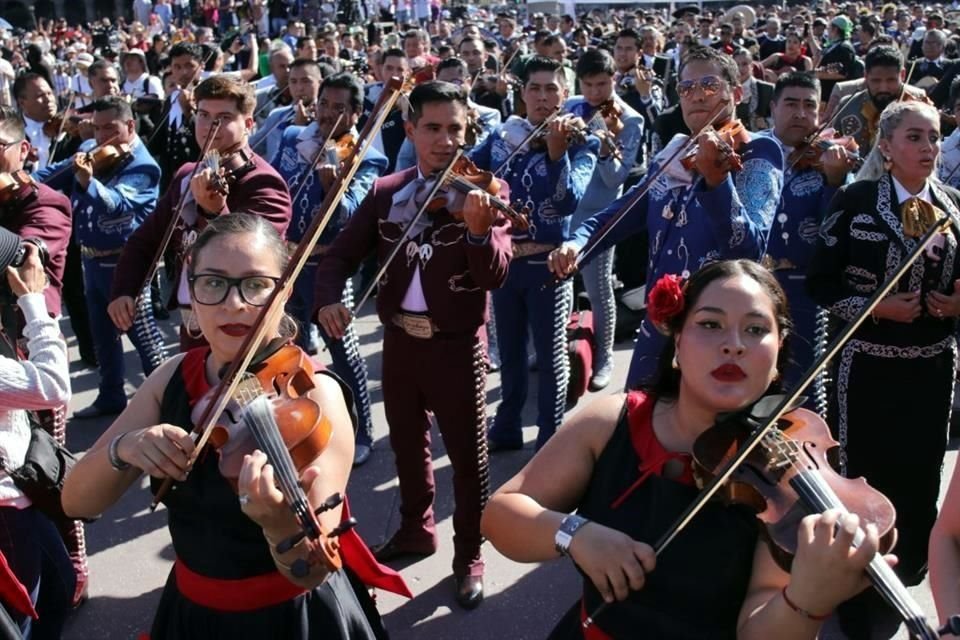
[{"xmin": 108, "ymin": 433, "xmax": 132, "ymax": 472}]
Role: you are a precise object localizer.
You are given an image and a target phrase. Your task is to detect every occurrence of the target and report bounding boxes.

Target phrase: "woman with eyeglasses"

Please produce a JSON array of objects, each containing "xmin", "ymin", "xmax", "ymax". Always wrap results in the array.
[
  {"xmin": 62, "ymin": 213, "xmax": 406, "ymax": 639},
  {"xmin": 549, "ymin": 46, "xmax": 784, "ymax": 390},
  {"xmin": 808, "ymin": 99, "xmax": 960, "ymax": 638}
]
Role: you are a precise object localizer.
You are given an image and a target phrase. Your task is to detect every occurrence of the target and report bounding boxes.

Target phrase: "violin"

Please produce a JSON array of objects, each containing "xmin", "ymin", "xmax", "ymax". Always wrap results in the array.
[
  {"xmin": 689, "ymin": 400, "xmax": 941, "ymax": 638},
  {"xmin": 0, "ymin": 171, "xmax": 38, "ymax": 205},
  {"xmin": 198, "ymin": 340, "xmax": 356, "ymax": 577},
  {"xmin": 89, "ymin": 142, "xmax": 133, "ymax": 176},
  {"xmin": 465, "ymin": 107, "xmax": 484, "ymax": 148},
  {"xmin": 203, "ymin": 147, "xmax": 255, "ymax": 196},
  {"xmin": 321, "ymin": 132, "xmax": 356, "ymax": 166},
  {"xmin": 787, "ymin": 130, "xmax": 863, "ymax": 173},
  {"xmin": 128, "ymin": 94, "xmax": 164, "ymax": 114},
  {"xmin": 43, "ymin": 111, "xmax": 87, "ymax": 139},
  {"xmin": 587, "ymin": 99, "xmax": 625, "ymax": 162},
  {"xmin": 679, "ymin": 119, "xmax": 750, "ymax": 173},
  {"xmin": 429, "ymin": 156, "xmax": 531, "ymax": 231}
]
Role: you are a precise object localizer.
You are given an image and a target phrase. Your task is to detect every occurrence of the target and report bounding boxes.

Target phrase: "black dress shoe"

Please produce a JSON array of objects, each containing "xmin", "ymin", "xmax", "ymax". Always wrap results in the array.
[
  {"xmin": 79, "ymin": 350, "xmax": 98, "ymax": 368},
  {"xmin": 454, "ymin": 574, "xmax": 483, "ymax": 610},
  {"xmin": 353, "ymin": 444, "xmax": 372, "ymax": 467},
  {"xmin": 487, "ymin": 438, "xmax": 523, "ymax": 453},
  {"xmin": 372, "ymin": 533, "xmax": 437, "ymax": 563}
]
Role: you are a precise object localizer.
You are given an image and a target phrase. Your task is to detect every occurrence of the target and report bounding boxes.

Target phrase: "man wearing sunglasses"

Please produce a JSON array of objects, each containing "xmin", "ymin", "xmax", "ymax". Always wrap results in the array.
[
  {"xmin": 469, "ymin": 55, "xmax": 599, "ymax": 452},
  {"xmin": 549, "ymin": 46, "xmax": 784, "ymax": 390}
]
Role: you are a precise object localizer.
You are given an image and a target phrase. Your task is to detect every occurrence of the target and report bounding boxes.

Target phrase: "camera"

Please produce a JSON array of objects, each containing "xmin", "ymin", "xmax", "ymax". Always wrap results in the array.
[{"xmin": 8, "ymin": 238, "xmax": 48, "ymax": 270}]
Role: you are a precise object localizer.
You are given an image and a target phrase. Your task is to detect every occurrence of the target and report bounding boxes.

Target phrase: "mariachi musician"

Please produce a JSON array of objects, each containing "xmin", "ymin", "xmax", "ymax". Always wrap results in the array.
[
  {"xmin": 549, "ymin": 47, "xmax": 784, "ymax": 390},
  {"xmin": 315, "ymin": 81, "xmax": 512, "ymax": 610},
  {"xmin": 36, "ymin": 96, "xmax": 167, "ymax": 420},
  {"xmin": 251, "ymin": 58, "xmax": 321, "ymax": 163},
  {"xmin": 109, "ymin": 75, "xmax": 292, "ymax": 351},
  {"xmin": 272, "ymin": 71, "xmax": 387, "ymax": 466}
]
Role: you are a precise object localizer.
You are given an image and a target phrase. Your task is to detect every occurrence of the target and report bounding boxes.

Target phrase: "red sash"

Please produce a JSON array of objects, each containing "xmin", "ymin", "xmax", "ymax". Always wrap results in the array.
[{"xmin": 175, "ymin": 559, "xmax": 307, "ymax": 612}]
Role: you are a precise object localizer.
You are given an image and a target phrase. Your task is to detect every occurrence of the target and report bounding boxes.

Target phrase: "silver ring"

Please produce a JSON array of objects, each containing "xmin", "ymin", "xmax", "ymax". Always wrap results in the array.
[{"xmin": 238, "ymin": 494, "xmax": 250, "ymax": 506}]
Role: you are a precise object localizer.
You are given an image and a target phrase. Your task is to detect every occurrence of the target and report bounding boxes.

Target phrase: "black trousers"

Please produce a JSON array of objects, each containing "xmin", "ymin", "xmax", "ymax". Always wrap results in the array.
[{"xmin": 61, "ymin": 239, "xmax": 94, "ymax": 360}]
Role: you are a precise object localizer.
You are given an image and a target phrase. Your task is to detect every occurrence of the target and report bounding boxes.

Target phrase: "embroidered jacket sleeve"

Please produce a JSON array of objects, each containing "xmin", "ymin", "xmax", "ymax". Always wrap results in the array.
[
  {"xmin": 74, "ymin": 162, "xmax": 160, "ymax": 242},
  {"xmin": 31, "ymin": 156, "xmax": 74, "ymax": 192},
  {"xmin": 806, "ymin": 187, "xmax": 868, "ymax": 322},
  {"xmin": 0, "ymin": 294, "xmax": 69, "ymax": 408},
  {"xmin": 595, "ymin": 112, "xmax": 643, "ymax": 189},
  {"xmin": 546, "ymin": 138, "xmax": 599, "ymax": 218},
  {"xmin": 313, "ymin": 180, "xmax": 382, "ymax": 310},
  {"xmin": 691, "ymin": 135, "xmax": 782, "ymax": 259}
]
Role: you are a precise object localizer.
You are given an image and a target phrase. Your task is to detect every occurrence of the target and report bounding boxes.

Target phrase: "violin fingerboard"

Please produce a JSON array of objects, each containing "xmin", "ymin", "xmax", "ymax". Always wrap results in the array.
[{"xmin": 203, "ymin": 150, "xmax": 221, "ymax": 173}]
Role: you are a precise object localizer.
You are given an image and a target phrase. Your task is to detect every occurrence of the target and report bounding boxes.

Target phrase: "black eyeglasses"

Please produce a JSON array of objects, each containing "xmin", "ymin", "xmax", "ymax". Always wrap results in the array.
[
  {"xmin": 188, "ymin": 273, "xmax": 281, "ymax": 306},
  {"xmin": 676, "ymin": 75, "xmax": 726, "ymax": 99},
  {"xmin": 0, "ymin": 138, "xmax": 23, "ymax": 151}
]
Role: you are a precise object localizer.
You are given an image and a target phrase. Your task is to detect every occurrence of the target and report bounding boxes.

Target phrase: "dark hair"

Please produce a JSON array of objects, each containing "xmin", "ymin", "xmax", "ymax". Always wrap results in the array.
[
  {"xmin": 168, "ymin": 41, "xmax": 204, "ymax": 62},
  {"xmin": 381, "ymin": 47, "xmax": 406, "ymax": 65},
  {"xmin": 864, "ymin": 45, "xmax": 903, "ymax": 72},
  {"xmin": 320, "ymin": 72, "xmax": 363, "ymax": 113},
  {"xmin": 289, "ymin": 58, "xmax": 322, "ymax": 76},
  {"xmin": 186, "ymin": 212, "xmax": 297, "ymax": 338},
  {"xmin": 12, "ymin": 72, "xmax": 48, "ymax": 101},
  {"xmin": 87, "ymin": 59, "xmax": 114, "ymax": 80},
  {"xmin": 522, "ymin": 55, "xmax": 564, "ymax": 85},
  {"xmin": 407, "ymin": 80, "xmax": 467, "ymax": 124},
  {"xmin": 0, "ymin": 106, "xmax": 25, "ymax": 141},
  {"xmin": 296, "ymin": 36, "xmax": 315, "ymax": 51},
  {"xmin": 90, "ymin": 95, "xmax": 133, "ymax": 121},
  {"xmin": 616, "ymin": 28, "xmax": 642, "ymax": 48},
  {"xmin": 194, "ymin": 74, "xmax": 257, "ymax": 115},
  {"xmin": 772, "ymin": 71, "xmax": 821, "ymax": 101},
  {"xmin": 437, "ymin": 56, "xmax": 468, "ymax": 76},
  {"xmin": 575, "ymin": 47, "xmax": 615, "ymax": 79},
  {"xmin": 540, "ymin": 34, "xmax": 562, "ymax": 49},
  {"xmin": 643, "ymin": 260, "xmax": 793, "ymax": 398},
  {"xmin": 679, "ymin": 46, "xmax": 740, "ymax": 87},
  {"xmin": 949, "ymin": 76, "xmax": 960, "ymax": 110}
]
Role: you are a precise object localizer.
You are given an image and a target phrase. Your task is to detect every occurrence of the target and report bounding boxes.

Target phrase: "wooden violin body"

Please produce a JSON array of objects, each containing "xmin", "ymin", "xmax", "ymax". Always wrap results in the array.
[
  {"xmin": 196, "ymin": 341, "xmax": 343, "ymax": 576},
  {"xmin": 433, "ymin": 156, "xmax": 531, "ymax": 231},
  {"xmin": 0, "ymin": 171, "xmax": 38, "ymax": 205},
  {"xmin": 680, "ymin": 120, "xmax": 750, "ymax": 173},
  {"xmin": 788, "ymin": 130, "xmax": 863, "ymax": 173},
  {"xmin": 693, "ymin": 406, "xmax": 896, "ymax": 569},
  {"xmin": 204, "ymin": 147, "xmax": 255, "ymax": 195},
  {"xmin": 90, "ymin": 143, "xmax": 133, "ymax": 176}
]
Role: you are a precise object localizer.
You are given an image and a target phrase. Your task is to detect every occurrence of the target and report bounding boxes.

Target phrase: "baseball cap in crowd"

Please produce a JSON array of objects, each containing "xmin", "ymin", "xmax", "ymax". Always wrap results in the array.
[
  {"xmin": 74, "ymin": 52, "xmax": 94, "ymax": 68},
  {"xmin": 672, "ymin": 4, "xmax": 700, "ymax": 19},
  {"xmin": 832, "ymin": 15, "xmax": 854, "ymax": 37}
]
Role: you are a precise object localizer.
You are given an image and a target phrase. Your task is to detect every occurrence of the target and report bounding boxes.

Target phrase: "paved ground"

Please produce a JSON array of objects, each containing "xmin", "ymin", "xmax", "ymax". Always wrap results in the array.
[{"xmin": 55, "ymin": 302, "xmax": 955, "ymax": 640}]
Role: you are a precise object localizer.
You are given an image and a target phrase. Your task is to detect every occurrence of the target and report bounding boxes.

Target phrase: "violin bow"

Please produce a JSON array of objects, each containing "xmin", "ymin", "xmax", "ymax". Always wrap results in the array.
[
  {"xmin": 551, "ymin": 101, "xmax": 727, "ymax": 286},
  {"xmin": 131, "ymin": 118, "xmax": 222, "ymax": 312},
  {"xmin": 47, "ymin": 89, "xmax": 76, "ymax": 162},
  {"xmin": 39, "ymin": 131, "xmax": 122, "ymax": 186},
  {"xmin": 583, "ymin": 215, "xmax": 957, "ymax": 633},
  {"xmin": 783, "ymin": 91, "xmax": 858, "ymax": 176},
  {"xmin": 151, "ymin": 77, "xmax": 409, "ymax": 509},
  {"xmin": 336, "ymin": 147, "xmax": 466, "ymax": 341},
  {"xmin": 251, "ymin": 81, "xmax": 291, "ymax": 121},
  {"xmin": 288, "ymin": 113, "xmax": 344, "ymax": 205},
  {"xmin": 145, "ymin": 47, "xmax": 217, "ymax": 148},
  {"xmin": 492, "ymin": 106, "xmax": 562, "ymax": 179}
]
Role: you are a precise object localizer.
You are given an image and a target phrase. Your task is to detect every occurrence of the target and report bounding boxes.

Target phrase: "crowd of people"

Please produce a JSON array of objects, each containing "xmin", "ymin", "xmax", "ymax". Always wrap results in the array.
[{"xmin": 0, "ymin": 0, "xmax": 959, "ymax": 638}]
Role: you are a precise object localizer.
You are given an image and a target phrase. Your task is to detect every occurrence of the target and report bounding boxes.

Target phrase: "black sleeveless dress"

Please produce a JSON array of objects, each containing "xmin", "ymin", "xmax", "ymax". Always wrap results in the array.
[
  {"xmin": 148, "ymin": 349, "xmax": 388, "ymax": 640},
  {"xmin": 549, "ymin": 392, "xmax": 760, "ymax": 640}
]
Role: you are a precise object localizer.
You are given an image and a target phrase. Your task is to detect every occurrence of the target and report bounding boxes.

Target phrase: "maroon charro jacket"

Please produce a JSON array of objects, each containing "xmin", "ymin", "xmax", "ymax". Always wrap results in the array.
[
  {"xmin": 5, "ymin": 183, "xmax": 72, "ymax": 316},
  {"xmin": 110, "ymin": 148, "xmax": 291, "ymax": 306},
  {"xmin": 313, "ymin": 167, "xmax": 512, "ymax": 333}
]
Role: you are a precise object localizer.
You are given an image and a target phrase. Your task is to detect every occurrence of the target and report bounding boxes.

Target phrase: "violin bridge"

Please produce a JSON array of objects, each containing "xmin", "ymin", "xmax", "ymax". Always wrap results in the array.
[{"xmin": 233, "ymin": 374, "xmax": 261, "ymax": 407}]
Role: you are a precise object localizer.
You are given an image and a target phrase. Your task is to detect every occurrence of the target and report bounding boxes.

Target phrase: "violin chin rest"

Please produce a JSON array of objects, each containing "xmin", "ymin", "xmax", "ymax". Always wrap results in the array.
[{"xmin": 749, "ymin": 395, "xmax": 808, "ymax": 420}]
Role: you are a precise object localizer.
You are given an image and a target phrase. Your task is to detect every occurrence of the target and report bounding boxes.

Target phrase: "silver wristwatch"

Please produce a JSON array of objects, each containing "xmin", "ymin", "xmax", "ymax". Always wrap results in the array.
[{"xmin": 554, "ymin": 514, "xmax": 589, "ymax": 556}]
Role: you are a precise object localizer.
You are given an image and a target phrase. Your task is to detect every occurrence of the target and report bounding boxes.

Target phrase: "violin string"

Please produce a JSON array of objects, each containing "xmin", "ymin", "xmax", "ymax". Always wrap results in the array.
[
  {"xmin": 766, "ymin": 432, "xmax": 925, "ymax": 625},
  {"xmin": 235, "ymin": 378, "xmax": 307, "ymax": 509}
]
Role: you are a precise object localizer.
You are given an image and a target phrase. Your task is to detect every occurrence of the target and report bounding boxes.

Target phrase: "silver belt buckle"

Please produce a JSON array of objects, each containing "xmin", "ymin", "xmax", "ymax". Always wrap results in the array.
[{"xmin": 398, "ymin": 313, "xmax": 434, "ymax": 339}]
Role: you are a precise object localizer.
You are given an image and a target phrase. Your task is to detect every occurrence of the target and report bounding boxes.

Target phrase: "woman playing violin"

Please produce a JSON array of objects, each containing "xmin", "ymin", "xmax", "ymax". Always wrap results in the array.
[
  {"xmin": 808, "ymin": 100, "xmax": 960, "ymax": 637},
  {"xmin": 483, "ymin": 260, "xmax": 894, "ymax": 640},
  {"xmin": 62, "ymin": 213, "xmax": 393, "ymax": 639}
]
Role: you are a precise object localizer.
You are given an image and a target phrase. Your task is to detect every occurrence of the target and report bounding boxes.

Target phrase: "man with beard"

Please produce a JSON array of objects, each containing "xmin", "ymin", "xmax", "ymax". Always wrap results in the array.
[{"xmin": 838, "ymin": 45, "xmax": 930, "ymax": 152}]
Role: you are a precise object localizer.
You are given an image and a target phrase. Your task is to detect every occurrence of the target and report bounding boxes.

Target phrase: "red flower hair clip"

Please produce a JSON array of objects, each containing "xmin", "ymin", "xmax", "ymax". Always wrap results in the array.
[{"xmin": 647, "ymin": 273, "xmax": 686, "ymax": 335}]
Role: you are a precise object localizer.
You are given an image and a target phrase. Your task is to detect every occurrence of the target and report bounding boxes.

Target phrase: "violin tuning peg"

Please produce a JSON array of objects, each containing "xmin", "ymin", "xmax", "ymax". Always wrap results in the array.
[
  {"xmin": 276, "ymin": 530, "xmax": 307, "ymax": 554},
  {"xmin": 329, "ymin": 517, "xmax": 358, "ymax": 538},
  {"xmin": 313, "ymin": 492, "xmax": 344, "ymax": 515}
]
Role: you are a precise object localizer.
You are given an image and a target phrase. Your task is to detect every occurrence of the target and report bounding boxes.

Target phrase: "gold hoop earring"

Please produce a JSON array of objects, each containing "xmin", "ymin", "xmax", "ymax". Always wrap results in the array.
[
  {"xmin": 883, "ymin": 155, "xmax": 893, "ymax": 172},
  {"xmin": 672, "ymin": 352, "xmax": 680, "ymax": 370},
  {"xmin": 183, "ymin": 310, "xmax": 204, "ymax": 340}
]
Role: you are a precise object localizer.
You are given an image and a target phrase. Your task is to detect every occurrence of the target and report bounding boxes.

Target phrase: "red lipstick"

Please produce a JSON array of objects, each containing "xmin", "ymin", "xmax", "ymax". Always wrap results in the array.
[
  {"xmin": 219, "ymin": 323, "xmax": 251, "ymax": 337},
  {"xmin": 710, "ymin": 363, "xmax": 746, "ymax": 382}
]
